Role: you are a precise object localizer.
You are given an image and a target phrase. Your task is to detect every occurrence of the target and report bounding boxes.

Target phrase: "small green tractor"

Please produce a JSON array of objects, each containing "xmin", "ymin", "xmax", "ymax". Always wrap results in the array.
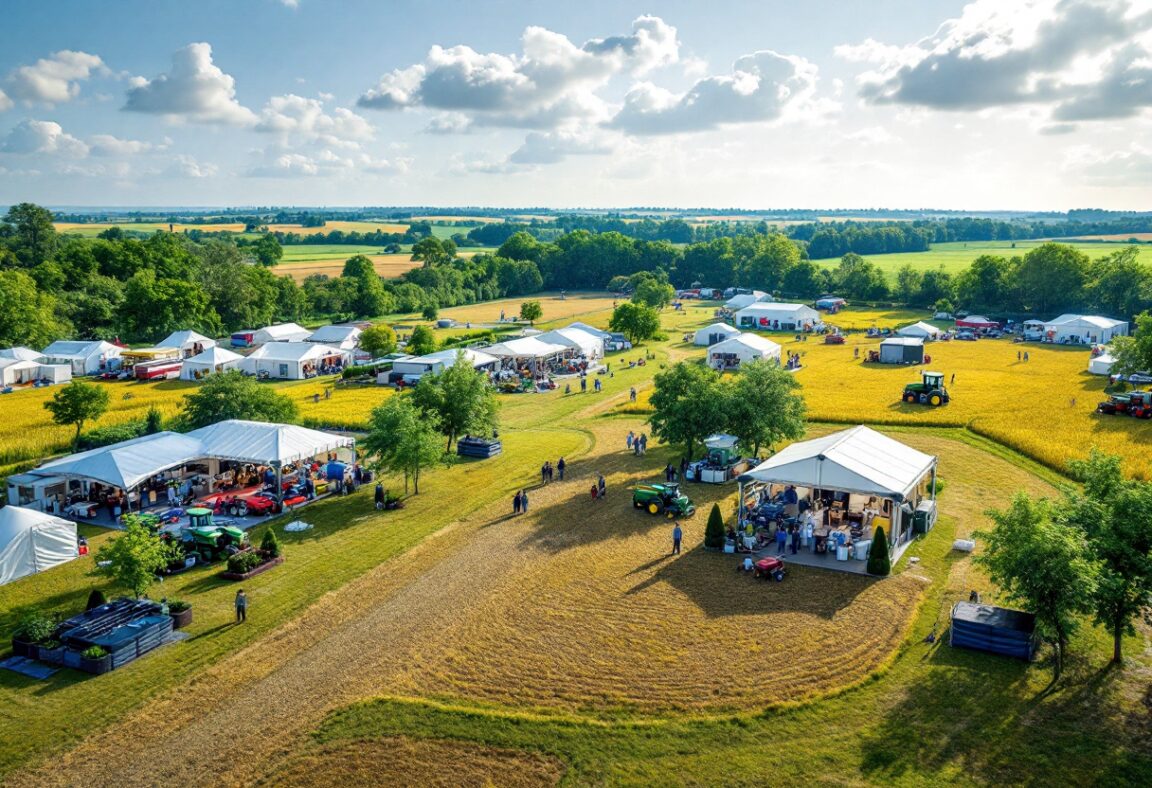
[
  {"xmin": 632, "ymin": 483, "xmax": 696, "ymax": 518},
  {"xmin": 182, "ymin": 507, "xmax": 250, "ymax": 563},
  {"xmin": 902, "ymin": 371, "xmax": 949, "ymax": 406}
]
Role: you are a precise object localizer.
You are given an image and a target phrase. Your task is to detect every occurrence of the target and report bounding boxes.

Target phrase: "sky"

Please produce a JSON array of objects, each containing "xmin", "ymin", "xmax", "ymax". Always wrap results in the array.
[{"xmin": 0, "ymin": 0, "xmax": 1149, "ymax": 211}]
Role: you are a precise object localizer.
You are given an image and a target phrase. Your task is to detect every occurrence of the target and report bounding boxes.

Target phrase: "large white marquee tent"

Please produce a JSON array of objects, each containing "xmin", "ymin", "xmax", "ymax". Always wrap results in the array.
[
  {"xmin": 157, "ymin": 330, "xmax": 216, "ymax": 358},
  {"xmin": 180, "ymin": 346, "xmax": 244, "ymax": 380},
  {"xmin": 534, "ymin": 327, "xmax": 604, "ymax": 358},
  {"xmin": 240, "ymin": 342, "xmax": 350, "ymax": 380},
  {"xmin": 0, "ymin": 506, "xmax": 78, "ymax": 586}
]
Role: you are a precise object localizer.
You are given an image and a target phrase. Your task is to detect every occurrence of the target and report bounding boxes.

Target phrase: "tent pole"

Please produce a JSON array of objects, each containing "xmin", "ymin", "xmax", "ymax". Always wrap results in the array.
[
  {"xmin": 930, "ymin": 463, "xmax": 937, "ymax": 502},
  {"xmin": 275, "ymin": 464, "xmax": 283, "ymax": 504}
]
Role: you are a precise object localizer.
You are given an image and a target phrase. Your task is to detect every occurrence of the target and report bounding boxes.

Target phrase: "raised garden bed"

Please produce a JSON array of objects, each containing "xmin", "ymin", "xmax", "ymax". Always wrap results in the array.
[
  {"xmin": 169, "ymin": 604, "xmax": 193, "ymax": 629},
  {"xmin": 220, "ymin": 554, "xmax": 284, "ymax": 581}
]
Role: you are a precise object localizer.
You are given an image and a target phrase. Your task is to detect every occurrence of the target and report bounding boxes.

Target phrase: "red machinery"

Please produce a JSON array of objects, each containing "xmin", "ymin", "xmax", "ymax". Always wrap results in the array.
[
  {"xmin": 754, "ymin": 556, "xmax": 786, "ymax": 581},
  {"xmin": 135, "ymin": 359, "xmax": 183, "ymax": 380}
]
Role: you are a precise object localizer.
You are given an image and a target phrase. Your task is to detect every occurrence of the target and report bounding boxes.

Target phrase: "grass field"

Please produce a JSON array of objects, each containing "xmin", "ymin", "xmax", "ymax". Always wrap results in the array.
[
  {"xmin": 278, "ymin": 254, "xmax": 425, "ymax": 281},
  {"xmin": 812, "ymin": 239, "xmax": 1152, "ymax": 275},
  {"xmin": 54, "ymin": 221, "xmax": 249, "ymax": 236},
  {"xmin": 1, "ymin": 300, "xmax": 1149, "ymax": 785}
]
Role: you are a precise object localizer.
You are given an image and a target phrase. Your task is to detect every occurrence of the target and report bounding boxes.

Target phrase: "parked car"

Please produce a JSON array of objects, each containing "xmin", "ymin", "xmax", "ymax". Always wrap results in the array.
[{"xmin": 956, "ymin": 331, "xmax": 977, "ymax": 341}]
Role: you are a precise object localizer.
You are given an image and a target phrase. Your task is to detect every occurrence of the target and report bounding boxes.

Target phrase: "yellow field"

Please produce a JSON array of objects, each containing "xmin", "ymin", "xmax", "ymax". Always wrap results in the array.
[
  {"xmin": 266, "ymin": 221, "xmax": 409, "ymax": 236},
  {"xmin": 54, "ymin": 222, "xmax": 248, "ymax": 236},
  {"xmin": 425, "ymin": 293, "xmax": 621, "ymax": 327},
  {"xmin": 409, "ymin": 215, "xmax": 504, "ymax": 224},
  {"xmin": 278, "ymin": 254, "xmax": 424, "ymax": 282}
]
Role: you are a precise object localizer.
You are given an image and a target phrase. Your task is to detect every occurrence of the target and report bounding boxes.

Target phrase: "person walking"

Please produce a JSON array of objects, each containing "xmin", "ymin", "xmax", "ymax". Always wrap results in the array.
[
  {"xmin": 235, "ymin": 589, "xmax": 248, "ymax": 623},
  {"xmin": 630, "ymin": 387, "xmax": 637, "ymax": 402},
  {"xmin": 672, "ymin": 522, "xmax": 683, "ymax": 555},
  {"xmin": 1024, "ymin": 351, "xmax": 1030, "ymax": 362},
  {"xmin": 557, "ymin": 457, "xmax": 566, "ymax": 480},
  {"xmin": 597, "ymin": 473, "xmax": 606, "ymax": 500},
  {"xmin": 665, "ymin": 463, "xmax": 675, "ymax": 482},
  {"xmin": 541, "ymin": 462, "xmax": 549, "ymax": 485},
  {"xmin": 594, "ymin": 378, "xmax": 602, "ymax": 393},
  {"xmin": 639, "ymin": 434, "xmax": 648, "ymax": 455},
  {"xmin": 375, "ymin": 482, "xmax": 386, "ymax": 510},
  {"xmin": 626, "ymin": 431, "xmax": 634, "ymax": 451},
  {"xmin": 521, "ymin": 490, "xmax": 530, "ymax": 513},
  {"xmin": 513, "ymin": 490, "xmax": 522, "ymax": 515},
  {"xmin": 547, "ymin": 462, "xmax": 554, "ymax": 482},
  {"xmin": 580, "ymin": 377, "xmax": 587, "ymax": 392}
]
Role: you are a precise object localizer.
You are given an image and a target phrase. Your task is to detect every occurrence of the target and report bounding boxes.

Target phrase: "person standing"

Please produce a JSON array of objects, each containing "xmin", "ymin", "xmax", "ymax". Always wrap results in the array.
[
  {"xmin": 580, "ymin": 377, "xmax": 587, "ymax": 392},
  {"xmin": 639, "ymin": 434, "xmax": 648, "ymax": 455},
  {"xmin": 597, "ymin": 473, "xmax": 606, "ymax": 500},
  {"xmin": 775, "ymin": 523, "xmax": 788, "ymax": 555},
  {"xmin": 672, "ymin": 522, "xmax": 683, "ymax": 555},
  {"xmin": 665, "ymin": 463, "xmax": 675, "ymax": 482},
  {"xmin": 790, "ymin": 524, "xmax": 800, "ymax": 555},
  {"xmin": 513, "ymin": 490, "xmax": 522, "ymax": 515},
  {"xmin": 1024, "ymin": 351, "xmax": 1030, "ymax": 362},
  {"xmin": 626, "ymin": 431, "xmax": 634, "ymax": 451},
  {"xmin": 521, "ymin": 490, "xmax": 529, "ymax": 513},
  {"xmin": 235, "ymin": 589, "xmax": 248, "ymax": 623},
  {"xmin": 557, "ymin": 457, "xmax": 566, "ymax": 480},
  {"xmin": 630, "ymin": 387, "xmax": 637, "ymax": 402},
  {"xmin": 541, "ymin": 462, "xmax": 549, "ymax": 485},
  {"xmin": 375, "ymin": 482, "xmax": 386, "ymax": 510}
]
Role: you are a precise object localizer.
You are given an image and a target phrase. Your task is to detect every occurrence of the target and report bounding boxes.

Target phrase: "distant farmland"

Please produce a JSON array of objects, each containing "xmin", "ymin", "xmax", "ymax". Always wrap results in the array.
[{"xmin": 278, "ymin": 253, "xmax": 424, "ymax": 281}]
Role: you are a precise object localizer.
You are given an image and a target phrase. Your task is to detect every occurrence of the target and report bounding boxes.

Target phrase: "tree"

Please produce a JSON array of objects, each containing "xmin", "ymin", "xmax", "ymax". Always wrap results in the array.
[
  {"xmin": 119, "ymin": 269, "xmax": 219, "ymax": 341},
  {"xmin": 1065, "ymin": 450, "xmax": 1152, "ymax": 663},
  {"xmin": 180, "ymin": 370, "xmax": 298, "ymax": 429},
  {"xmin": 359, "ymin": 323, "xmax": 397, "ymax": 358},
  {"xmin": 975, "ymin": 493, "xmax": 1099, "ymax": 678},
  {"xmin": 44, "ymin": 381, "xmax": 111, "ymax": 450},
  {"xmin": 0, "ymin": 269, "xmax": 66, "ymax": 347},
  {"xmin": 411, "ymin": 351, "xmax": 500, "ymax": 450},
  {"xmin": 632, "ymin": 277, "xmax": 676, "ymax": 310},
  {"xmin": 780, "ymin": 260, "xmax": 829, "ymax": 299},
  {"xmin": 724, "ymin": 359, "xmax": 806, "ymax": 455},
  {"xmin": 92, "ymin": 516, "xmax": 175, "ymax": 598},
  {"xmin": 609, "ymin": 302, "xmax": 660, "ymax": 344},
  {"xmin": 895, "ymin": 264, "xmax": 923, "ymax": 304},
  {"xmin": 361, "ymin": 394, "xmax": 444, "ymax": 494},
  {"xmin": 705, "ymin": 504, "xmax": 726, "ymax": 549},
  {"xmin": 340, "ymin": 255, "xmax": 394, "ymax": 319},
  {"xmin": 520, "ymin": 300, "xmax": 543, "ymax": 325},
  {"xmin": 1109, "ymin": 311, "xmax": 1152, "ymax": 379},
  {"xmin": 407, "ymin": 325, "xmax": 437, "ymax": 356},
  {"xmin": 144, "ymin": 406, "xmax": 163, "ymax": 434},
  {"xmin": 422, "ymin": 304, "xmax": 439, "ymax": 321},
  {"xmin": 259, "ymin": 527, "xmax": 282, "ymax": 558},
  {"xmin": 2, "ymin": 202, "xmax": 57, "ymax": 267},
  {"xmin": 1086, "ymin": 247, "xmax": 1151, "ymax": 321},
  {"xmin": 1013, "ymin": 243, "xmax": 1089, "ymax": 314},
  {"xmin": 648, "ymin": 362, "xmax": 726, "ymax": 460},
  {"xmin": 410, "ymin": 236, "xmax": 453, "ymax": 267},
  {"xmin": 252, "ymin": 233, "xmax": 282, "ymax": 267},
  {"xmin": 86, "ymin": 588, "xmax": 108, "ymax": 610},
  {"xmin": 866, "ymin": 526, "xmax": 891, "ymax": 575}
]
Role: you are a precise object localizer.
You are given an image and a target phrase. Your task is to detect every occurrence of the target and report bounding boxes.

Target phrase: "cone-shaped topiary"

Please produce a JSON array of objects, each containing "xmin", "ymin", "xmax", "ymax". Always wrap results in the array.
[
  {"xmin": 704, "ymin": 503, "xmax": 726, "ymax": 550},
  {"xmin": 86, "ymin": 588, "xmax": 107, "ymax": 610},
  {"xmin": 260, "ymin": 527, "xmax": 281, "ymax": 559},
  {"xmin": 867, "ymin": 525, "xmax": 891, "ymax": 576}
]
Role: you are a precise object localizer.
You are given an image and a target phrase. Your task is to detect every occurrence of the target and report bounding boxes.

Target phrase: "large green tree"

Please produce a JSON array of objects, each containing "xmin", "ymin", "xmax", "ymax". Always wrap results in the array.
[
  {"xmin": 2, "ymin": 203, "xmax": 57, "ymax": 267},
  {"xmin": 1013, "ymin": 243, "xmax": 1089, "ymax": 314},
  {"xmin": 119, "ymin": 269, "xmax": 219, "ymax": 341},
  {"xmin": 180, "ymin": 370, "xmax": 298, "ymax": 429},
  {"xmin": 1109, "ymin": 311, "xmax": 1152, "ymax": 379},
  {"xmin": 724, "ymin": 359, "xmax": 807, "ymax": 456},
  {"xmin": 0, "ymin": 269, "xmax": 66, "ymax": 347},
  {"xmin": 361, "ymin": 394, "xmax": 444, "ymax": 494},
  {"xmin": 359, "ymin": 323, "xmax": 398, "ymax": 358},
  {"xmin": 631, "ymin": 277, "xmax": 676, "ymax": 310},
  {"xmin": 341, "ymin": 255, "xmax": 394, "ymax": 318},
  {"xmin": 93, "ymin": 515, "xmax": 176, "ymax": 598},
  {"xmin": 44, "ymin": 380, "xmax": 111, "ymax": 450},
  {"xmin": 411, "ymin": 351, "xmax": 499, "ymax": 450},
  {"xmin": 648, "ymin": 362, "xmax": 726, "ymax": 460},
  {"xmin": 406, "ymin": 325, "xmax": 437, "ymax": 356},
  {"xmin": 519, "ymin": 300, "xmax": 543, "ymax": 325},
  {"xmin": 609, "ymin": 302, "xmax": 660, "ymax": 344}
]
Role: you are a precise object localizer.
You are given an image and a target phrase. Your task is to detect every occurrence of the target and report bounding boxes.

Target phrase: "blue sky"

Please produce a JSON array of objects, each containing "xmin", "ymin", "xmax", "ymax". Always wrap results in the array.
[{"xmin": 0, "ymin": 0, "xmax": 1149, "ymax": 209}]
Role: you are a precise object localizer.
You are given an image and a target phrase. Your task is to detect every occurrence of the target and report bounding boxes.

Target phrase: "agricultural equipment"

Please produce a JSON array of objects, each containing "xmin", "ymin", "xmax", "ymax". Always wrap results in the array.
[
  {"xmin": 183, "ymin": 507, "xmax": 249, "ymax": 562},
  {"xmin": 1096, "ymin": 390, "xmax": 1152, "ymax": 418},
  {"xmin": 754, "ymin": 556, "xmax": 786, "ymax": 581},
  {"xmin": 686, "ymin": 434, "xmax": 748, "ymax": 483},
  {"xmin": 632, "ymin": 483, "xmax": 696, "ymax": 518},
  {"xmin": 223, "ymin": 493, "xmax": 283, "ymax": 517},
  {"xmin": 824, "ymin": 333, "xmax": 845, "ymax": 345},
  {"xmin": 902, "ymin": 371, "xmax": 950, "ymax": 406}
]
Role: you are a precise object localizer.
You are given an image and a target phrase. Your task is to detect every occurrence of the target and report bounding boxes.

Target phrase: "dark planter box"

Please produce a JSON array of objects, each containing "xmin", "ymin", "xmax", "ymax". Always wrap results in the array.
[
  {"xmin": 220, "ymin": 555, "xmax": 284, "ymax": 581},
  {"xmin": 169, "ymin": 607, "xmax": 193, "ymax": 629},
  {"xmin": 79, "ymin": 653, "xmax": 112, "ymax": 675},
  {"xmin": 11, "ymin": 638, "xmax": 34, "ymax": 658},
  {"xmin": 62, "ymin": 648, "xmax": 83, "ymax": 669},
  {"xmin": 38, "ymin": 646, "xmax": 65, "ymax": 665}
]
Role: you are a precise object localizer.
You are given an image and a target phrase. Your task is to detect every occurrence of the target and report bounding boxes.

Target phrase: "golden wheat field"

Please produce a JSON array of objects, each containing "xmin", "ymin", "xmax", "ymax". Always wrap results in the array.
[
  {"xmin": 265, "ymin": 221, "xmax": 411, "ymax": 236},
  {"xmin": 278, "ymin": 254, "xmax": 425, "ymax": 282},
  {"xmin": 54, "ymin": 222, "xmax": 249, "ymax": 236},
  {"xmin": 425, "ymin": 294, "xmax": 622, "ymax": 327}
]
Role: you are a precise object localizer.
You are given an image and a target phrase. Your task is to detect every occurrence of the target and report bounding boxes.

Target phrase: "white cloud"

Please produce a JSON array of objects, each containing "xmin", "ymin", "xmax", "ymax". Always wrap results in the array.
[
  {"xmin": 425, "ymin": 113, "xmax": 472, "ymax": 134},
  {"xmin": 166, "ymin": 154, "xmax": 217, "ymax": 178},
  {"xmin": 247, "ymin": 147, "xmax": 408, "ymax": 177},
  {"xmin": 89, "ymin": 133, "xmax": 165, "ymax": 156},
  {"xmin": 509, "ymin": 128, "xmax": 616, "ymax": 165},
  {"xmin": 1, "ymin": 119, "xmax": 89, "ymax": 157},
  {"xmin": 839, "ymin": 0, "xmax": 1152, "ymax": 123},
  {"xmin": 278, "ymin": 0, "xmax": 300, "ymax": 7},
  {"xmin": 124, "ymin": 42, "xmax": 256, "ymax": 125},
  {"xmin": 358, "ymin": 16, "xmax": 680, "ymax": 129},
  {"xmin": 256, "ymin": 94, "xmax": 374, "ymax": 146},
  {"xmin": 609, "ymin": 50, "xmax": 820, "ymax": 134},
  {"xmin": 0, "ymin": 90, "xmax": 10, "ymax": 112},
  {"xmin": 3, "ymin": 50, "xmax": 105, "ymax": 105},
  {"xmin": 1062, "ymin": 142, "xmax": 1152, "ymax": 185}
]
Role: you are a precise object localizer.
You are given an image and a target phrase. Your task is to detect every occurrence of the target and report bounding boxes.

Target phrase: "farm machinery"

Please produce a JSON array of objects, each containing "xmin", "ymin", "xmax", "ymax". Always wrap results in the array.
[
  {"xmin": 181, "ymin": 507, "xmax": 250, "ymax": 563},
  {"xmin": 1097, "ymin": 390, "xmax": 1152, "ymax": 418},
  {"xmin": 632, "ymin": 483, "xmax": 696, "ymax": 518},
  {"xmin": 902, "ymin": 371, "xmax": 950, "ymax": 406}
]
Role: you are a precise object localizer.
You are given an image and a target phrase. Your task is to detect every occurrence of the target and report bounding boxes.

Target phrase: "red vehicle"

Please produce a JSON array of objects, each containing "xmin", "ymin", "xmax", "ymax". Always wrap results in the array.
[
  {"xmin": 220, "ymin": 493, "xmax": 282, "ymax": 517},
  {"xmin": 754, "ymin": 556, "xmax": 786, "ymax": 582},
  {"xmin": 1097, "ymin": 391, "xmax": 1152, "ymax": 418},
  {"xmin": 824, "ymin": 333, "xmax": 845, "ymax": 345},
  {"xmin": 135, "ymin": 359, "xmax": 183, "ymax": 380}
]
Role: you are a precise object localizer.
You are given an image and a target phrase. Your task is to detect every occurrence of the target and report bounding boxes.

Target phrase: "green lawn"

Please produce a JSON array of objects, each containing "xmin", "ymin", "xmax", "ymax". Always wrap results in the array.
[{"xmin": 813, "ymin": 239, "xmax": 1152, "ymax": 275}]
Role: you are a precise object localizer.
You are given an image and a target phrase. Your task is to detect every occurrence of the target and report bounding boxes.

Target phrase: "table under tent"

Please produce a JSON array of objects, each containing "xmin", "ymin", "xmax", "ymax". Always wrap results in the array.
[{"xmin": 736, "ymin": 426, "xmax": 938, "ymax": 573}]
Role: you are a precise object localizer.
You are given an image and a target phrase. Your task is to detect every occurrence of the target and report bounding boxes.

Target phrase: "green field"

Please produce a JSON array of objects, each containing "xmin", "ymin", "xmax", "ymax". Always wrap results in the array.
[
  {"xmin": 1, "ymin": 302, "xmax": 1149, "ymax": 785},
  {"xmin": 813, "ymin": 239, "xmax": 1152, "ymax": 275},
  {"xmin": 278, "ymin": 244, "xmax": 395, "ymax": 263}
]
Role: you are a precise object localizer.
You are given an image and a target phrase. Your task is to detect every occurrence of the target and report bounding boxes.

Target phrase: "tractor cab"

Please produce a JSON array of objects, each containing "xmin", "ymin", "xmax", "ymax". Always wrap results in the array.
[
  {"xmin": 182, "ymin": 507, "xmax": 249, "ymax": 562},
  {"xmin": 902, "ymin": 370, "xmax": 950, "ymax": 406}
]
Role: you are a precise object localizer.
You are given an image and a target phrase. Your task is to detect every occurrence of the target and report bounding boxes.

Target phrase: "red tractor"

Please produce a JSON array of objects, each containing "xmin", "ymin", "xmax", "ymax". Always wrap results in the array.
[{"xmin": 1097, "ymin": 390, "xmax": 1152, "ymax": 418}]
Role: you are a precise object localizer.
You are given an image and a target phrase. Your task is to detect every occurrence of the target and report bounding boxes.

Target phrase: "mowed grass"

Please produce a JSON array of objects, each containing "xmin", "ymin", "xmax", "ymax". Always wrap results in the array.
[
  {"xmin": 812, "ymin": 239, "xmax": 1152, "ymax": 275},
  {"xmin": 265, "ymin": 221, "xmax": 409, "ymax": 235}
]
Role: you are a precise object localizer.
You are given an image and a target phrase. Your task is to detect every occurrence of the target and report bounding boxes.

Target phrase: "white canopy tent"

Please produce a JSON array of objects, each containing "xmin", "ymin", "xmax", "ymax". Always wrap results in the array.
[
  {"xmin": 535, "ymin": 327, "xmax": 604, "ymax": 358},
  {"xmin": 0, "ymin": 347, "xmax": 45, "ymax": 363},
  {"xmin": 1089, "ymin": 352, "xmax": 1116, "ymax": 376},
  {"xmin": 391, "ymin": 348, "xmax": 498, "ymax": 381},
  {"xmin": 725, "ymin": 291, "xmax": 771, "ymax": 310},
  {"xmin": 897, "ymin": 321, "xmax": 941, "ymax": 340},
  {"xmin": 307, "ymin": 325, "xmax": 362, "ymax": 350},
  {"xmin": 240, "ymin": 342, "xmax": 350, "ymax": 379},
  {"xmin": 708, "ymin": 333, "xmax": 782, "ymax": 370},
  {"xmin": 1043, "ymin": 314, "xmax": 1128, "ymax": 344},
  {"xmin": 36, "ymin": 432, "xmax": 207, "ymax": 491},
  {"xmin": 0, "ymin": 359, "xmax": 42, "ymax": 386},
  {"xmin": 157, "ymin": 330, "xmax": 216, "ymax": 358},
  {"xmin": 564, "ymin": 321, "xmax": 612, "ymax": 339},
  {"xmin": 42, "ymin": 340, "xmax": 121, "ymax": 376},
  {"xmin": 187, "ymin": 420, "xmax": 355, "ymax": 466},
  {"xmin": 694, "ymin": 322, "xmax": 741, "ymax": 346},
  {"xmin": 180, "ymin": 346, "xmax": 244, "ymax": 380},
  {"xmin": 486, "ymin": 336, "xmax": 569, "ymax": 359},
  {"xmin": 0, "ymin": 506, "xmax": 78, "ymax": 586},
  {"xmin": 253, "ymin": 323, "xmax": 311, "ymax": 345},
  {"xmin": 734, "ymin": 303, "xmax": 821, "ymax": 331}
]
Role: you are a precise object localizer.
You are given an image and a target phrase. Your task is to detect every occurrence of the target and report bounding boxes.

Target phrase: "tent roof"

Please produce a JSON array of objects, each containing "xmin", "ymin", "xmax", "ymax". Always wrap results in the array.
[
  {"xmin": 157, "ymin": 329, "xmax": 213, "ymax": 348},
  {"xmin": 565, "ymin": 321, "xmax": 612, "ymax": 338},
  {"xmin": 739, "ymin": 425, "xmax": 936, "ymax": 499},
  {"xmin": 897, "ymin": 321, "xmax": 940, "ymax": 336},
  {"xmin": 37, "ymin": 432, "xmax": 206, "ymax": 490},
  {"xmin": 881, "ymin": 337, "xmax": 925, "ymax": 347},
  {"xmin": 307, "ymin": 325, "xmax": 362, "ymax": 343},
  {"xmin": 256, "ymin": 323, "xmax": 310, "ymax": 340},
  {"xmin": 535, "ymin": 327, "xmax": 603, "ymax": 352},
  {"xmin": 1044, "ymin": 313, "xmax": 1126, "ymax": 330},
  {"xmin": 696, "ymin": 322, "xmax": 740, "ymax": 336},
  {"xmin": 486, "ymin": 336, "xmax": 569, "ymax": 357},
  {"xmin": 0, "ymin": 359, "xmax": 41, "ymax": 373},
  {"xmin": 247, "ymin": 342, "xmax": 346, "ymax": 362},
  {"xmin": 711, "ymin": 333, "xmax": 781, "ymax": 354},
  {"xmin": 42, "ymin": 340, "xmax": 116, "ymax": 358},
  {"xmin": 0, "ymin": 506, "xmax": 75, "ymax": 546},
  {"xmin": 0, "ymin": 346, "xmax": 45, "ymax": 362},
  {"xmin": 183, "ymin": 346, "xmax": 243, "ymax": 365},
  {"xmin": 187, "ymin": 419, "xmax": 354, "ymax": 465},
  {"xmin": 405, "ymin": 348, "xmax": 498, "ymax": 367},
  {"xmin": 735, "ymin": 302, "xmax": 818, "ymax": 316}
]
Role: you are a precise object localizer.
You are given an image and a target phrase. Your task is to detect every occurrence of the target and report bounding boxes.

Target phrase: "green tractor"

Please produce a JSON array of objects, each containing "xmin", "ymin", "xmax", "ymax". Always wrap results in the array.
[
  {"xmin": 183, "ymin": 507, "xmax": 250, "ymax": 563},
  {"xmin": 902, "ymin": 371, "xmax": 949, "ymax": 406},
  {"xmin": 632, "ymin": 483, "xmax": 696, "ymax": 518}
]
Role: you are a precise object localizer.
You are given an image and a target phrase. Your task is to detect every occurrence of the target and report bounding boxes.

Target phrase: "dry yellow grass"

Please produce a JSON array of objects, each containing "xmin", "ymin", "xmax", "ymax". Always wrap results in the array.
[
  {"xmin": 278, "ymin": 254, "xmax": 423, "ymax": 282},
  {"xmin": 54, "ymin": 221, "xmax": 248, "ymax": 236},
  {"xmin": 263, "ymin": 737, "xmax": 563, "ymax": 787},
  {"xmin": 409, "ymin": 215, "xmax": 504, "ymax": 224},
  {"xmin": 427, "ymin": 294, "xmax": 620, "ymax": 326}
]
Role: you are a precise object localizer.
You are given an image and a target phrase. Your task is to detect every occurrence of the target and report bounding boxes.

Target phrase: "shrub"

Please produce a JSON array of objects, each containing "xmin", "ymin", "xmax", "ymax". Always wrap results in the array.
[
  {"xmin": 704, "ymin": 504, "xmax": 726, "ymax": 549},
  {"xmin": 13, "ymin": 610, "xmax": 55, "ymax": 642},
  {"xmin": 930, "ymin": 477, "xmax": 946, "ymax": 496},
  {"xmin": 85, "ymin": 588, "xmax": 107, "ymax": 610},
  {"xmin": 167, "ymin": 600, "xmax": 190, "ymax": 614},
  {"xmin": 79, "ymin": 420, "xmax": 147, "ymax": 450},
  {"xmin": 259, "ymin": 528, "xmax": 281, "ymax": 559},
  {"xmin": 422, "ymin": 304, "xmax": 439, "ymax": 321},
  {"xmin": 81, "ymin": 645, "xmax": 108, "ymax": 660},
  {"xmin": 227, "ymin": 551, "xmax": 266, "ymax": 574},
  {"xmin": 867, "ymin": 526, "xmax": 891, "ymax": 576}
]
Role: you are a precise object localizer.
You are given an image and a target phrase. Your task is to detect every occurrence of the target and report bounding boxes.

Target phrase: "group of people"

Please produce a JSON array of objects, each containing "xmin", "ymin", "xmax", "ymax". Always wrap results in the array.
[
  {"xmin": 626, "ymin": 431, "xmax": 648, "ymax": 455},
  {"xmin": 540, "ymin": 458, "xmax": 566, "ymax": 483}
]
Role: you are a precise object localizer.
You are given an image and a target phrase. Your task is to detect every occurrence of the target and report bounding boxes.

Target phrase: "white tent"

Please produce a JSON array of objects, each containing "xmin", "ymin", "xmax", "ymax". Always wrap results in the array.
[
  {"xmin": 157, "ymin": 329, "xmax": 216, "ymax": 358},
  {"xmin": 565, "ymin": 321, "xmax": 612, "ymax": 339},
  {"xmin": 180, "ymin": 346, "xmax": 244, "ymax": 380},
  {"xmin": 42, "ymin": 340, "xmax": 121, "ymax": 376},
  {"xmin": 253, "ymin": 323, "xmax": 311, "ymax": 345},
  {"xmin": 0, "ymin": 506, "xmax": 78, "ymax": 586},
  {"xmin": 0, "ymin": 347, "xmax": 45, "ymax": 363},
  {"xmin": 535, "ymin": 327, "xmax": 604, "ymax": 358},
  {"xmin": 391, "ymin": 348, "xmax": 498, "ymax": 380},
  {"xmin": 1043, "ymin": 314, "xmax": 1128, "ymax": 344},
  {"xmin": 36, "ymin": 365, "xmax": 72, "ymax": 384},
  {"xmin": 708, "ymin": 333, "xmax": 782, "ymax": 370},
  {"xmin": 694, "ymin": 322, "xmax": 741, "ymax": 346},
  {"xmin": 734, "ymin": 303, "xmax": 821, "ymax": 331},
  {"xmin": 307, "ymin": 325, "xmax": 362, "ymax": 350},
  {"xmin": 897, "ymin": 321, "xmax": 940, "ymax": 340},
  {"xmin": 725, "ymin": 291, "xmax": 771, "ymax": 310},
  {"xmin": 486, "ymin": 336, "xmax": 569, "ymax": 359},
  {"xmin": 187, "ymin": 420, "xmax": 355, "ymax": 466},
  {"xmin": 0, "ymin": 360, "xmax": 42, "ymax": 386},
  {"xmin": 240, "ymin": 342, "xmax": 350, "ymax": 380},
  {"xmin": 1089, "ymin": 353, "xmax": 1116, "ymax": 376},
  {"xmin": 37, "ymin": 432, "xmax": 205, "ymax": 490}
]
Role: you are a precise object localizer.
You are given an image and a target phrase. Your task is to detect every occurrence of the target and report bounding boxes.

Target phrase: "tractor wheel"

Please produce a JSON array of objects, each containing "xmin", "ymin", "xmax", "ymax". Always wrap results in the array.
[
  {"xmin": 227, "ymin": 505, "xmax": 239, "ymax": 516},
  {"xmin": 238, "ymin": 503, "xmax": 250, "ymax": 517},
  {"xmin": 647, "ymin": 502, "xmax": 661, "ymax": 515},
  {"xmin": 929, "ymin": 394, "xmax": 942, "ymax": 406},
  {"xmin": 903, "ymin": 393, "xmax": 915, "ymax": 403}
]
